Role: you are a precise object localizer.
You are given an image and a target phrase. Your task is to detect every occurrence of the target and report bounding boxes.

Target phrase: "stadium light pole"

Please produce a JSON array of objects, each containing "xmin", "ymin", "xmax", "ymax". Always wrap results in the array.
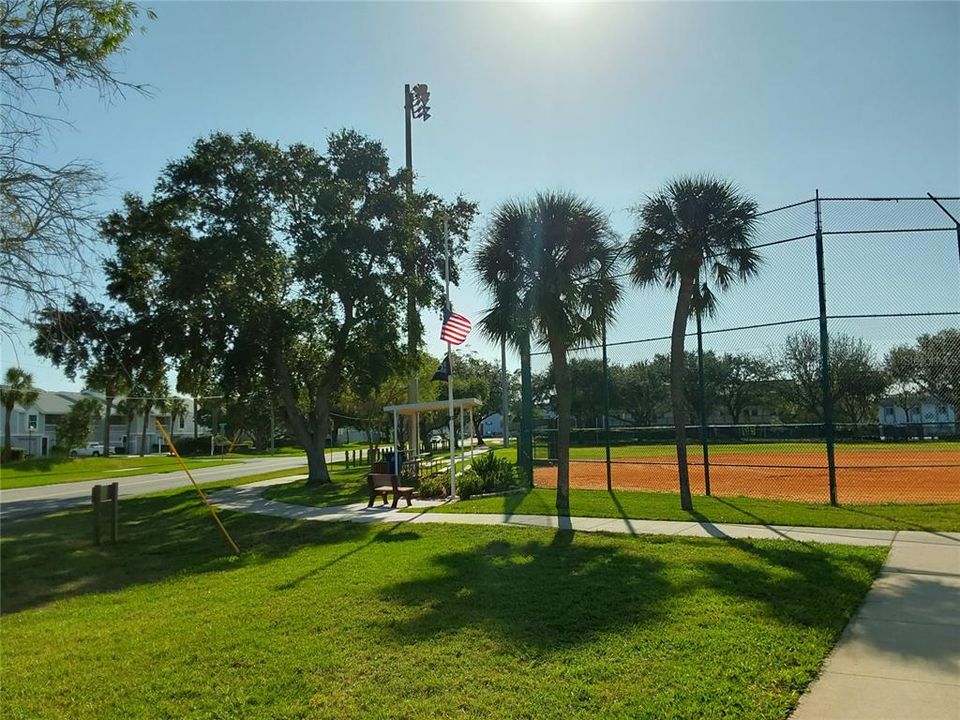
[{"xmin": 404, "ymin": 83, "xmax": 431, "ymax": 456}]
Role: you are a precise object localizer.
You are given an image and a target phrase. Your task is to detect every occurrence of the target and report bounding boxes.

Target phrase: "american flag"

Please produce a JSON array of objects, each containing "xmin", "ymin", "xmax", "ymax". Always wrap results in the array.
[{"xmin": 440, "ymin": 310, "xmax": 472, "ymax": 345}]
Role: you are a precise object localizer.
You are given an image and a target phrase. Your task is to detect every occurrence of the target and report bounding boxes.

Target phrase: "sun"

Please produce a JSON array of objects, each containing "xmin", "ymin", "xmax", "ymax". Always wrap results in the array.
[{"xmin": 534, "ymin": 0, "xmax": 586, "ymax": 22}]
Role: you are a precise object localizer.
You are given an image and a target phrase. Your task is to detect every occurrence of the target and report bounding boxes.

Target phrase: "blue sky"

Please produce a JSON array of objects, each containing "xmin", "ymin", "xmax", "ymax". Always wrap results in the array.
[{"xmin": 4, "ymin": 0, "xmax": 958, "ymax": 390}]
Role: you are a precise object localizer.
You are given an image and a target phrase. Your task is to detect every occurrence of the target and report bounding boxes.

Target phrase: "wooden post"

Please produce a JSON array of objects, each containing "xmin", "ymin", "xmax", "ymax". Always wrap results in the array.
[
  {"xmin": 92, "ymin": 485, "xmax": 102, "ymax": 545},
  {"xmin": 109, "ymin": 482, "xmax": 119, "ymax": 543}
]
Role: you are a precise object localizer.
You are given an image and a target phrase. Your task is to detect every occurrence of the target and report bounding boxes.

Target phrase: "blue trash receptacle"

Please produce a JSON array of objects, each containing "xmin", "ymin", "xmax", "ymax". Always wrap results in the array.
[{"xmin": 387, "ymin": 450, "xmax": 406, "ymax": 475}]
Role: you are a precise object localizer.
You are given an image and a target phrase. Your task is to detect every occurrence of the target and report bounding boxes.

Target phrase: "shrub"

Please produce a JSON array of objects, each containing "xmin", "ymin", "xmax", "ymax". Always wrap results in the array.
[
  {"xmin": 456, "ymin": 470, "xmax": 484, "ymax": 499},
  {"xmin": 472, "ymin": 452, "xmax": 520, "ymax": 493},
  {"xmin": 0, "ymin": 447, "xmax": 25, "ymax": 463},
  {"xmin": 417, "ymin": 473, "xmax": 448, "ymax": 499},
  {"xmin": 167, "ymin": 436, "xmax": 213, "ymax": 456}
]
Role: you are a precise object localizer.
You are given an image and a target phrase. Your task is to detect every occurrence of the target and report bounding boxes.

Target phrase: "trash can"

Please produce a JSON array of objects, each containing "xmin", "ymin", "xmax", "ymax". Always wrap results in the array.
[{"xmin": 387, "ymin": 450, "xmax": 407, "ymax": 475}]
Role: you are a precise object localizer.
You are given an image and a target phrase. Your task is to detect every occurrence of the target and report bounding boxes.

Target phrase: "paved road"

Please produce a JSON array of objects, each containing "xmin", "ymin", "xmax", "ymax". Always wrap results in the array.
[{"xmin": 0, "ymin": 454, "xmax": 319, "ymax": 520}]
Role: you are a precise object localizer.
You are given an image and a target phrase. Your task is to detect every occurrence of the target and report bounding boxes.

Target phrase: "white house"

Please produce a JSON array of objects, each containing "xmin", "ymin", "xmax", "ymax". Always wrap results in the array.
[
  {"xmin": 2, "ymin": 389, "xmax": 207, "ymax": 457},
  {"xmin": 878, "ymin": 396, "xmax": 956, "ymax": 437},
  {"xmin": 480, "ymin": 412, "xmax": 506, "ymax": 438}
]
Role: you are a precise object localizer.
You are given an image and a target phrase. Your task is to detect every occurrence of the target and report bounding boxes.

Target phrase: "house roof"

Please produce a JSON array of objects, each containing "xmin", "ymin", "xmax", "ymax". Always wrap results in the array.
[
  {"xmin": 24, "ymin": 390, "xmax": 94, "ymax": 415},
  {"xmin": 13, "ymin": 388, "xmax": 197, "ymax": 415}
]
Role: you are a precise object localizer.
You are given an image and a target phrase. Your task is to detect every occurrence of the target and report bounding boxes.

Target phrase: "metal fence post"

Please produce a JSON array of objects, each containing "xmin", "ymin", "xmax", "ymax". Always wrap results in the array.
[
  {"xmin": 695, "ymin": 300, "xmax": 711, "ymax": 496},
  {"xmin": 925, "ymin": 193, "xmax": 960, "ymax": 271},
  {"xmin": 601, "ymin": 317, "xmax": 612, "ymax": 492},
  {"xmin": 815, "ymin": 190, "xmax": 838, "ymax": 505}
]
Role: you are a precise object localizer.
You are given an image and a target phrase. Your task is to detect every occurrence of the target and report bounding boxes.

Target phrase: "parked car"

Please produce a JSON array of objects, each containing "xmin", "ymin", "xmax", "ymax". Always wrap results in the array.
[{"xmin": 69, "ymin": 442, "xmax": 123, "ymax": 457}]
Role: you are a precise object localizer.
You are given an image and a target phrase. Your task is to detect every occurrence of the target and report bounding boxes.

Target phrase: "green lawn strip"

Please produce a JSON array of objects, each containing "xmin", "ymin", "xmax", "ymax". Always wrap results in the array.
[
  {"xmin": 553, "ymin": 440, "xmax": 959, "ymax": 461},
  {"xmin": 0, "ymin": 455, "xmax": 243, "ymax": 490},
  {"xmin": 262, "ymin": 465, "xmax": 370, "ymax": 507},
  {"xmin": 418, "ymin": 487, "xmax": 960, "ymax": 532},
  {"xmin": 0, "ymin": 485, "xmax": 885, "ymax": 719}
]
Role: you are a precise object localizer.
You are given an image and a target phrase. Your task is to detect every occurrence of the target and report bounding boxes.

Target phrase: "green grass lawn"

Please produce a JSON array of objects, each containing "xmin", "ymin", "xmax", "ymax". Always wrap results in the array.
[
  {"xmin": 263, "ymin": 463, "xmax": 371, "ymax": 507},
  {"xmin": 0, "ymin": 455, "xmax": 242, "ymax": 490},
  {"xmin": 1, "ymin": 477, "xmax": 886, "ymax": 719},
  {"xmin": 423, "ymin": 487, "xmax": 960, "ymax": 531}
]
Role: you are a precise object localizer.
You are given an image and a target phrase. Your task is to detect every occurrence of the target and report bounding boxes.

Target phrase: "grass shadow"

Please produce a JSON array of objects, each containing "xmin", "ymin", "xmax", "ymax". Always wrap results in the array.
[
  {"xmin": 377, "ymin": 528, "xmax": 672, "ymax": 652},
  {"xmin": 692, "ymin": 535, "xmax": 883, "ymax": 632},
  {"xmin": 607, "ymin": 489, "xmax": 639, "ymax": 535},
  {"xmin": 0, "ymin": 484, "xmax": 370, "ymax": 615},
  {"xmin": 841, "ymin": 505, "xmax": 959, "ymax": 538}
]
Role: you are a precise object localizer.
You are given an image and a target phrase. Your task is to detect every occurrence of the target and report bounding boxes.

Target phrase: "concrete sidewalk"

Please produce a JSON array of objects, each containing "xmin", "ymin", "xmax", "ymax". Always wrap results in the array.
[
  {"xmin": 211, "ymin": 477, "xmax": 906, "ymax": 547},
  {"xmin": 212, "ymin": 478, "xmax": 960, "ymax": 718},
  {"xmin": 791, "ymin": 530, "xmax": 960, "ymax": 720}
]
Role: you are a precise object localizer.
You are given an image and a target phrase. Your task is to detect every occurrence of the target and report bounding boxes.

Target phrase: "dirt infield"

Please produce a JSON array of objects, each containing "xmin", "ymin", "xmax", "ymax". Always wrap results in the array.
[{"xmin": 533, "ymin": 449, "xmax": 960, "ymax": 504}]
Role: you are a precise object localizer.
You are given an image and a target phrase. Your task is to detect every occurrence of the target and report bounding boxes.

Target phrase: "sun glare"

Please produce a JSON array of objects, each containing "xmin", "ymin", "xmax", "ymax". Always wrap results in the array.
[{"xmin": 535, "ymin": 0, "xmax": 585, "ymax": 21}]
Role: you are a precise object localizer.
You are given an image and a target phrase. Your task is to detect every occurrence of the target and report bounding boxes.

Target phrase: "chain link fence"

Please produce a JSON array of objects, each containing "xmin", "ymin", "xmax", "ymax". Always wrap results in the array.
[{"xmin": 527, "ymin": 195, "xmax": 960, "ymax": 506}]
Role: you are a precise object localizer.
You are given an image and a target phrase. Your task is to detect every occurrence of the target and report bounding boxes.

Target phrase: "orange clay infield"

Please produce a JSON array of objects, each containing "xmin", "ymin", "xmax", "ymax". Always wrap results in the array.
[{"xmin": 533, "ymin": 448, "xmax": 960, "ymax": 504}]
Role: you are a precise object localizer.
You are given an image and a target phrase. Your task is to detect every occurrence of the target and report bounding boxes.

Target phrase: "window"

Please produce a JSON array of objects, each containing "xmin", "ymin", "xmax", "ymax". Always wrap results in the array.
[
  {"xmin": 884, "ymin": 406, "xmax": 895, "ymax": 418},
  {"xmin": 27, "ymin": 414, "xmax": 37, "ymax": 430},
  {"xmin": 179, "ymin": 415, "xmax": 185, "ymax": 429}
]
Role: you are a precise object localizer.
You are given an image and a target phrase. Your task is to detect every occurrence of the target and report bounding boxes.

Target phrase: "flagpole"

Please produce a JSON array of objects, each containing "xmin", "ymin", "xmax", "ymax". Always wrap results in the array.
[{"xmin": 444, "ymin": 217, "xmax": 456, "ymax": 499}]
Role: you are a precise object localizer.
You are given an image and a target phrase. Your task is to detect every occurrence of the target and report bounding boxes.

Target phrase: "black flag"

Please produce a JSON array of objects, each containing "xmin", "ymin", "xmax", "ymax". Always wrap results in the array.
[{"xmin": 432, "ymin": 356, "xmax": 451, "ymax": 381}]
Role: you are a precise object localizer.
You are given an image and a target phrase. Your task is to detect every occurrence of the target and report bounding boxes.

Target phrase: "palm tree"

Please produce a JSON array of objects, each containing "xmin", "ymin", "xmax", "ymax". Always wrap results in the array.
[
  {"xmin": 137, "ymin": 376, "xmax": 169, "ymax": 456},
  {"xmin": 1, "ymin": 368, "xmax": 40, "ymax": 461},
  {"xmin": 475, "ymin": 192, "xmax": 622, "ymax": 513},
  {"xmin": 166, "ymin": 397, "xmax": 188, "ymax": 438},
  {"xmin": 626, "ymin": 176, "xmax": 759, "ymax": 510}
]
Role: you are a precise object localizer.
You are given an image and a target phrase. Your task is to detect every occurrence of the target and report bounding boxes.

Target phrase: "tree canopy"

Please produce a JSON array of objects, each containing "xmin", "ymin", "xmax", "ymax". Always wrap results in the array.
[
  {"xmin": 103, "ymin": 129, "xmax": 477, "ymax": 482},
  {"xmin": 1, "ymin": 0, "xmax": 154, "ymax": 336}
]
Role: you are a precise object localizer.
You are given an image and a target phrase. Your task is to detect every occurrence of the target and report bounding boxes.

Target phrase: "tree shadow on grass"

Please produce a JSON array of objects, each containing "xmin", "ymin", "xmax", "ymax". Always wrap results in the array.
[
  {"xmin": 691, "ymin": 505, "xmax": 794, "ymax": 541},
  {"xmin": 272, "ymin": 525, "xmax": 421, "ymax": 592},
  {"xmin": 691, "ymin": 531, "xmax": 884, "ymax": 630},
  {"xmin": 0, "ymin": 486, "xmax": 372, "ymax": 615},
  {"xmin": 840, "ymin": 505, "xmax": 958, "ymax": 537},
  {"xmin": 377, "ymin": 520, "xmax": 889, "ymax": 659},
  {"xmin": 607, "ymin": 489, "xmax": 639, "ymax": 534},
  {"xmin": 377, "ymin": 529, "xmax": 671, "ymax": 652}
]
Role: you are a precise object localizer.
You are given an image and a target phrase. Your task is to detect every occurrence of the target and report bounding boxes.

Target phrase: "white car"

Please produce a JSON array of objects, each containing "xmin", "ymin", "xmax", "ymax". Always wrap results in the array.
[{"xmin": 69, "ymin": 442, "xmax": 106, "ymax": 457}]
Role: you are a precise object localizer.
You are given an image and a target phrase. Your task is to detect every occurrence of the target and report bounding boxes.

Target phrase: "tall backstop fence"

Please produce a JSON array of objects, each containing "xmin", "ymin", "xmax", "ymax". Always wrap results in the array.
[{"xmin": 526, "ymin": 194, "xmax": 960, "ymax": 506}]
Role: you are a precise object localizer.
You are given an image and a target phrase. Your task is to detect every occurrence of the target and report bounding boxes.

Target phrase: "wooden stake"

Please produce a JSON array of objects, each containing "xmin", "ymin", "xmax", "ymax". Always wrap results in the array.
[
  {"xmin": 109, "ymin": 481, "xmax": 119, "ymax": 543},
  {"xmin": 92, "ymin": 485, "xmax": 102, "ymax": 545}
]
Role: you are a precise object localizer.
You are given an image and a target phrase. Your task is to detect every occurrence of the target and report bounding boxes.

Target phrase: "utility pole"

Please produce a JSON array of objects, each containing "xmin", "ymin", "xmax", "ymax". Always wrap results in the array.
[{"xmin": 403, "ymin": 82, "xmax": 431, "ymax": 457}]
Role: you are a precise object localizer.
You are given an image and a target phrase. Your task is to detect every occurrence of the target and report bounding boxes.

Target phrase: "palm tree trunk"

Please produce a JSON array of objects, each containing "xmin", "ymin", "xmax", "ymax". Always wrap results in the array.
[
  {"xmin": 550, "ymin": 342, "xmax": 572, "ymax": 514},
  {"xmin": 3, "ymin": 404, "xmax": 13, "ymax": 458},
  {"xmin": 139, "ymin": 408, "xmax": 150, "ymax": 457},
  {"xmin": 103, "ymin": 395, "xmax": 114, "ymax": 457},
  {"xmin": 671, "ymin": 275, "xmax": 696, "ymax": 511}
]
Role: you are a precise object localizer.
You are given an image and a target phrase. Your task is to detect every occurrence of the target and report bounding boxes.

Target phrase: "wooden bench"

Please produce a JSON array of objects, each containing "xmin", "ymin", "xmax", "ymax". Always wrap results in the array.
[{"xmin": 367, "ymin": 463, "xmax": 415, "ymax": 509}]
